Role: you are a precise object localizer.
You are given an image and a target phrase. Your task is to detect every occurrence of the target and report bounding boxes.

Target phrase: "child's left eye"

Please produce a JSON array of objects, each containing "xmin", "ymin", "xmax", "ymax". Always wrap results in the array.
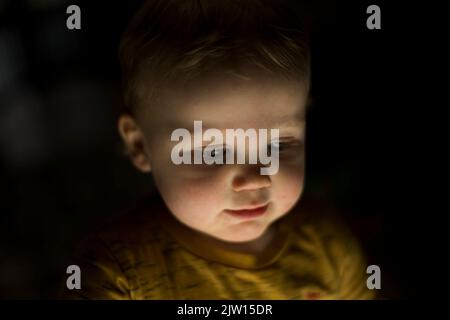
[
  {"xmin": 270, "ymin": 141, "xmax": 288, "ymax": 152},
  {"xmin": 269, "ymin": 140, "xmax": 303, "ymax": 155}
]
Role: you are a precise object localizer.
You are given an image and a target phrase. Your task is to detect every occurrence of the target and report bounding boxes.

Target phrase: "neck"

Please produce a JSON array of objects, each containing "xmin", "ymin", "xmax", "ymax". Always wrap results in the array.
[{"xmin": 201, "ymin": 224, "xmax": 277, "ymax": 255}]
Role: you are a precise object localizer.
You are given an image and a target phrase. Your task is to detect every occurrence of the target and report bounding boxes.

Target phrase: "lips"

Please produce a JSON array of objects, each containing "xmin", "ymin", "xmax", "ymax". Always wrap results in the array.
[{"xmin": 224, "ymin": 203, "xmax": 269, "ymax": 219}]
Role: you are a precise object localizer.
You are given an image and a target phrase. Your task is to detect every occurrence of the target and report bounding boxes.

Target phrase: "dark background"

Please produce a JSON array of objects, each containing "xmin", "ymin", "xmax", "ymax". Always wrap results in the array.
[{"xmin": 0, "ymin": 0, "xmax": 430, "ymax": 299}]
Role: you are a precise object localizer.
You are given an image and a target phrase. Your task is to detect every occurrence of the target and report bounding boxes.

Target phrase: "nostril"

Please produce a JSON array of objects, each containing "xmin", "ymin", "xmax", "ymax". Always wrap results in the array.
[{"xmin": 232, "ymin": 176, "xmax": 246, "ymax": 189}]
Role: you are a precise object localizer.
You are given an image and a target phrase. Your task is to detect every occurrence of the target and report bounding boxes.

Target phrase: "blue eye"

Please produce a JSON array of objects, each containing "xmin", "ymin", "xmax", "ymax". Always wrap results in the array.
[
  {"xmin": 210, "ymin": 147, "xmax": 224, "ymax": 157},
  {"xmin": 203, "ymin": 145, "xmax": 229, "ymax": 163},
  {"xmin": 269, "ymin": 141, "xmax": 301, "ymax": 154},
  {"xmin": 270, "ymin": 141, "xmax": 282, "ymax": 152}
]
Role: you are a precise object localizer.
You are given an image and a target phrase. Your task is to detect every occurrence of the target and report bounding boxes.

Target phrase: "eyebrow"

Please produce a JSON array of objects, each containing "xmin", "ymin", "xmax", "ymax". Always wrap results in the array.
[
  {"xmin": 170, "ymin": 116, "xmax": 305, "ymax": 133},
  {"xmin": 271, "ymin": 116, "xmax": 305, "ymax": 128},
  {"xmin": 191, "ymin": 135, "xmax": 301, "ymax": 151}
]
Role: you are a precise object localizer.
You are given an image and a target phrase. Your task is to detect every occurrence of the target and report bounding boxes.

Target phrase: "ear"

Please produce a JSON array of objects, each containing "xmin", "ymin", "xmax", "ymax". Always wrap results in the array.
[{"xmin": 117, "ymin": 114, "xmax": 152, "ymax": 173}]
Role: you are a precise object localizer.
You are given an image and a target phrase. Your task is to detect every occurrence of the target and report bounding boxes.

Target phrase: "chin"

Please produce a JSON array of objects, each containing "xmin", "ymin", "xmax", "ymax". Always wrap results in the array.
[{"xmin": 220, "ymin": 225, "xmax": 267, "ymax": 243}]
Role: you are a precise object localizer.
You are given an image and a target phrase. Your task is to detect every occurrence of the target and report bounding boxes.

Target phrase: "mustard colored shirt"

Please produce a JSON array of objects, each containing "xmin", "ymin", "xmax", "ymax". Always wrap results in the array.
[{"xmin": 62, "ymin": 193, "xmax": 375, "ymax": 300}]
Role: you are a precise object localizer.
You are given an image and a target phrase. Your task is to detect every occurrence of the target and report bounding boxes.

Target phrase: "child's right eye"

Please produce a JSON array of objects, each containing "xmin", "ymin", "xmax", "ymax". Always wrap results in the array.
[
  {"xmin": 203, "ymin": 145, "xmax": 228, "ymax": 164},
  {"xmin": 209, "ymin": 147, "xmax": 225, "ymax": 158}
]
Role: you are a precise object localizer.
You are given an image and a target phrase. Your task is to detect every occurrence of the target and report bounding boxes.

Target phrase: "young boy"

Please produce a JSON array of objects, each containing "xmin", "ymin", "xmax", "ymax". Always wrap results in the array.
[{"xmin": 63, "ymin": 0, "xmax": 374, "ymax": 300}]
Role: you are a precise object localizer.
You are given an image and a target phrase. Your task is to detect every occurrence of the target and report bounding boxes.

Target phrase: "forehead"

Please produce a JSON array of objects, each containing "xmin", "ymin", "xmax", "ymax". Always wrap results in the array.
[{"xmin": 145, "ymin": 72, "xmax": 308, "ymax": 133}]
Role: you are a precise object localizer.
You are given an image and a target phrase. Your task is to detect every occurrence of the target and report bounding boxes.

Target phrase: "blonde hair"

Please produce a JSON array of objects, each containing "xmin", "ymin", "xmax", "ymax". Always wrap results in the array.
[{"xmin": 119, "ymin": 0, "xmax": 311, "ymax": 112}]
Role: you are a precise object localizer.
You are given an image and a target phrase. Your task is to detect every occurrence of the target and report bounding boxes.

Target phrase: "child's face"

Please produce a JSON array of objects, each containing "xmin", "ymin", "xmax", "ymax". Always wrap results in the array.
[{"xmin": 129, "ymin": 72, "xmax": 308, "ymax": 243}]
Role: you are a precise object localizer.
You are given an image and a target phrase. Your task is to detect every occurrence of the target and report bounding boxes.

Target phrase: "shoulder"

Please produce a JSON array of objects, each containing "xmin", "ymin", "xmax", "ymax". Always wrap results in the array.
[
  {"xmin": 82, "ymin": 192, "xmax": 171, "ymax": 249},
  {"xmin": 281, "ymin": 195, "xmax": 364, "ymax": 274},
  {"xmin": 283, "ymin": 195, "xmax": 354, "ymax": 245},
  {"xmin": 281, "ymin": 195, "xmax": 375, "ymax": 299},
  {"xmin": 63, "ymin": 193, "xmax": 175, "ymax": 299},
  {"xmin": 79, "ymin": 192, "xmax": 174, "ymax": 270}
]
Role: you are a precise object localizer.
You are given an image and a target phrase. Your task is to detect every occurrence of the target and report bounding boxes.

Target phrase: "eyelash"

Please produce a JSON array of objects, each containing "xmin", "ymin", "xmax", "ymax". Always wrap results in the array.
[
  {"xmin": 199, "ymin": 141, "xmax": 299, "ymax": 157},
  {"xmin": 271, "ymin": 141, "xmax": 294, "ymax": 152}
]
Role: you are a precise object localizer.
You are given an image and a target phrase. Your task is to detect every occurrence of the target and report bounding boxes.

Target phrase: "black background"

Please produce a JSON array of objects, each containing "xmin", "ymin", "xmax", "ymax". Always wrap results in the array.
[{"xmin": 0, "ymin": 0, "xmax": 436, "ymax": 299}]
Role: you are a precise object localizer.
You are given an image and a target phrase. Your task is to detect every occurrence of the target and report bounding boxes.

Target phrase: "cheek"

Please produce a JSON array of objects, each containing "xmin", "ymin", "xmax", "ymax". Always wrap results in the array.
[
  {"xmin": 273, "ymin": 164, "xmax": 305, "ymax": 212},
  {"xmin": 157, "ymin": 171, "xmax": 226, "ymax": 227},
  {"xmin": 178, "ymin": 177, "xmax": 224, "ymax": 207}
]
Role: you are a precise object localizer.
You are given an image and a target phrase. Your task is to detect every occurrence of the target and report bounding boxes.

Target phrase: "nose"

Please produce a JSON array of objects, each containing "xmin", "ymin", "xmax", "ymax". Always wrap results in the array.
[{"xmin": 231, "ymin": 165, "xmax": 271, "ymax": 192}]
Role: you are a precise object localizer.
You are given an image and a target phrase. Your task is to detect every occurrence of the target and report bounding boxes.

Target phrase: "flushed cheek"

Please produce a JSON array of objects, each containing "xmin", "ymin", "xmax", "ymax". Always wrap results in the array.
[{"xmin": 167, "ymin": 177, "xmax": 225, "ymax": 228}]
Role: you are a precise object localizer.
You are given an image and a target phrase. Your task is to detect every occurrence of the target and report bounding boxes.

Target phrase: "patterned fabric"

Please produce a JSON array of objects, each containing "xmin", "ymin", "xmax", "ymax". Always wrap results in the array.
[{"xmin": 61, "ymin": 193, "xmax": 375, "ymax": 300}]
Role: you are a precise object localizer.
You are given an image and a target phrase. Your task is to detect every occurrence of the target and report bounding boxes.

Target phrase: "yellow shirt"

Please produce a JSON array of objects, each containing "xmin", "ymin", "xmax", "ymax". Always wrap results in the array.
[{"xmin": 61, "ymin": 193, "xmax": 375, "ymax": 300}]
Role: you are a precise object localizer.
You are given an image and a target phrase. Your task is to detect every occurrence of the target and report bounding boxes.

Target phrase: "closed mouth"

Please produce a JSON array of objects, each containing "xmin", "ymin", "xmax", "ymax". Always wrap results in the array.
[{"xmin": 224, "ymin": 204, "xmax": 269, "ymax": 219}]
